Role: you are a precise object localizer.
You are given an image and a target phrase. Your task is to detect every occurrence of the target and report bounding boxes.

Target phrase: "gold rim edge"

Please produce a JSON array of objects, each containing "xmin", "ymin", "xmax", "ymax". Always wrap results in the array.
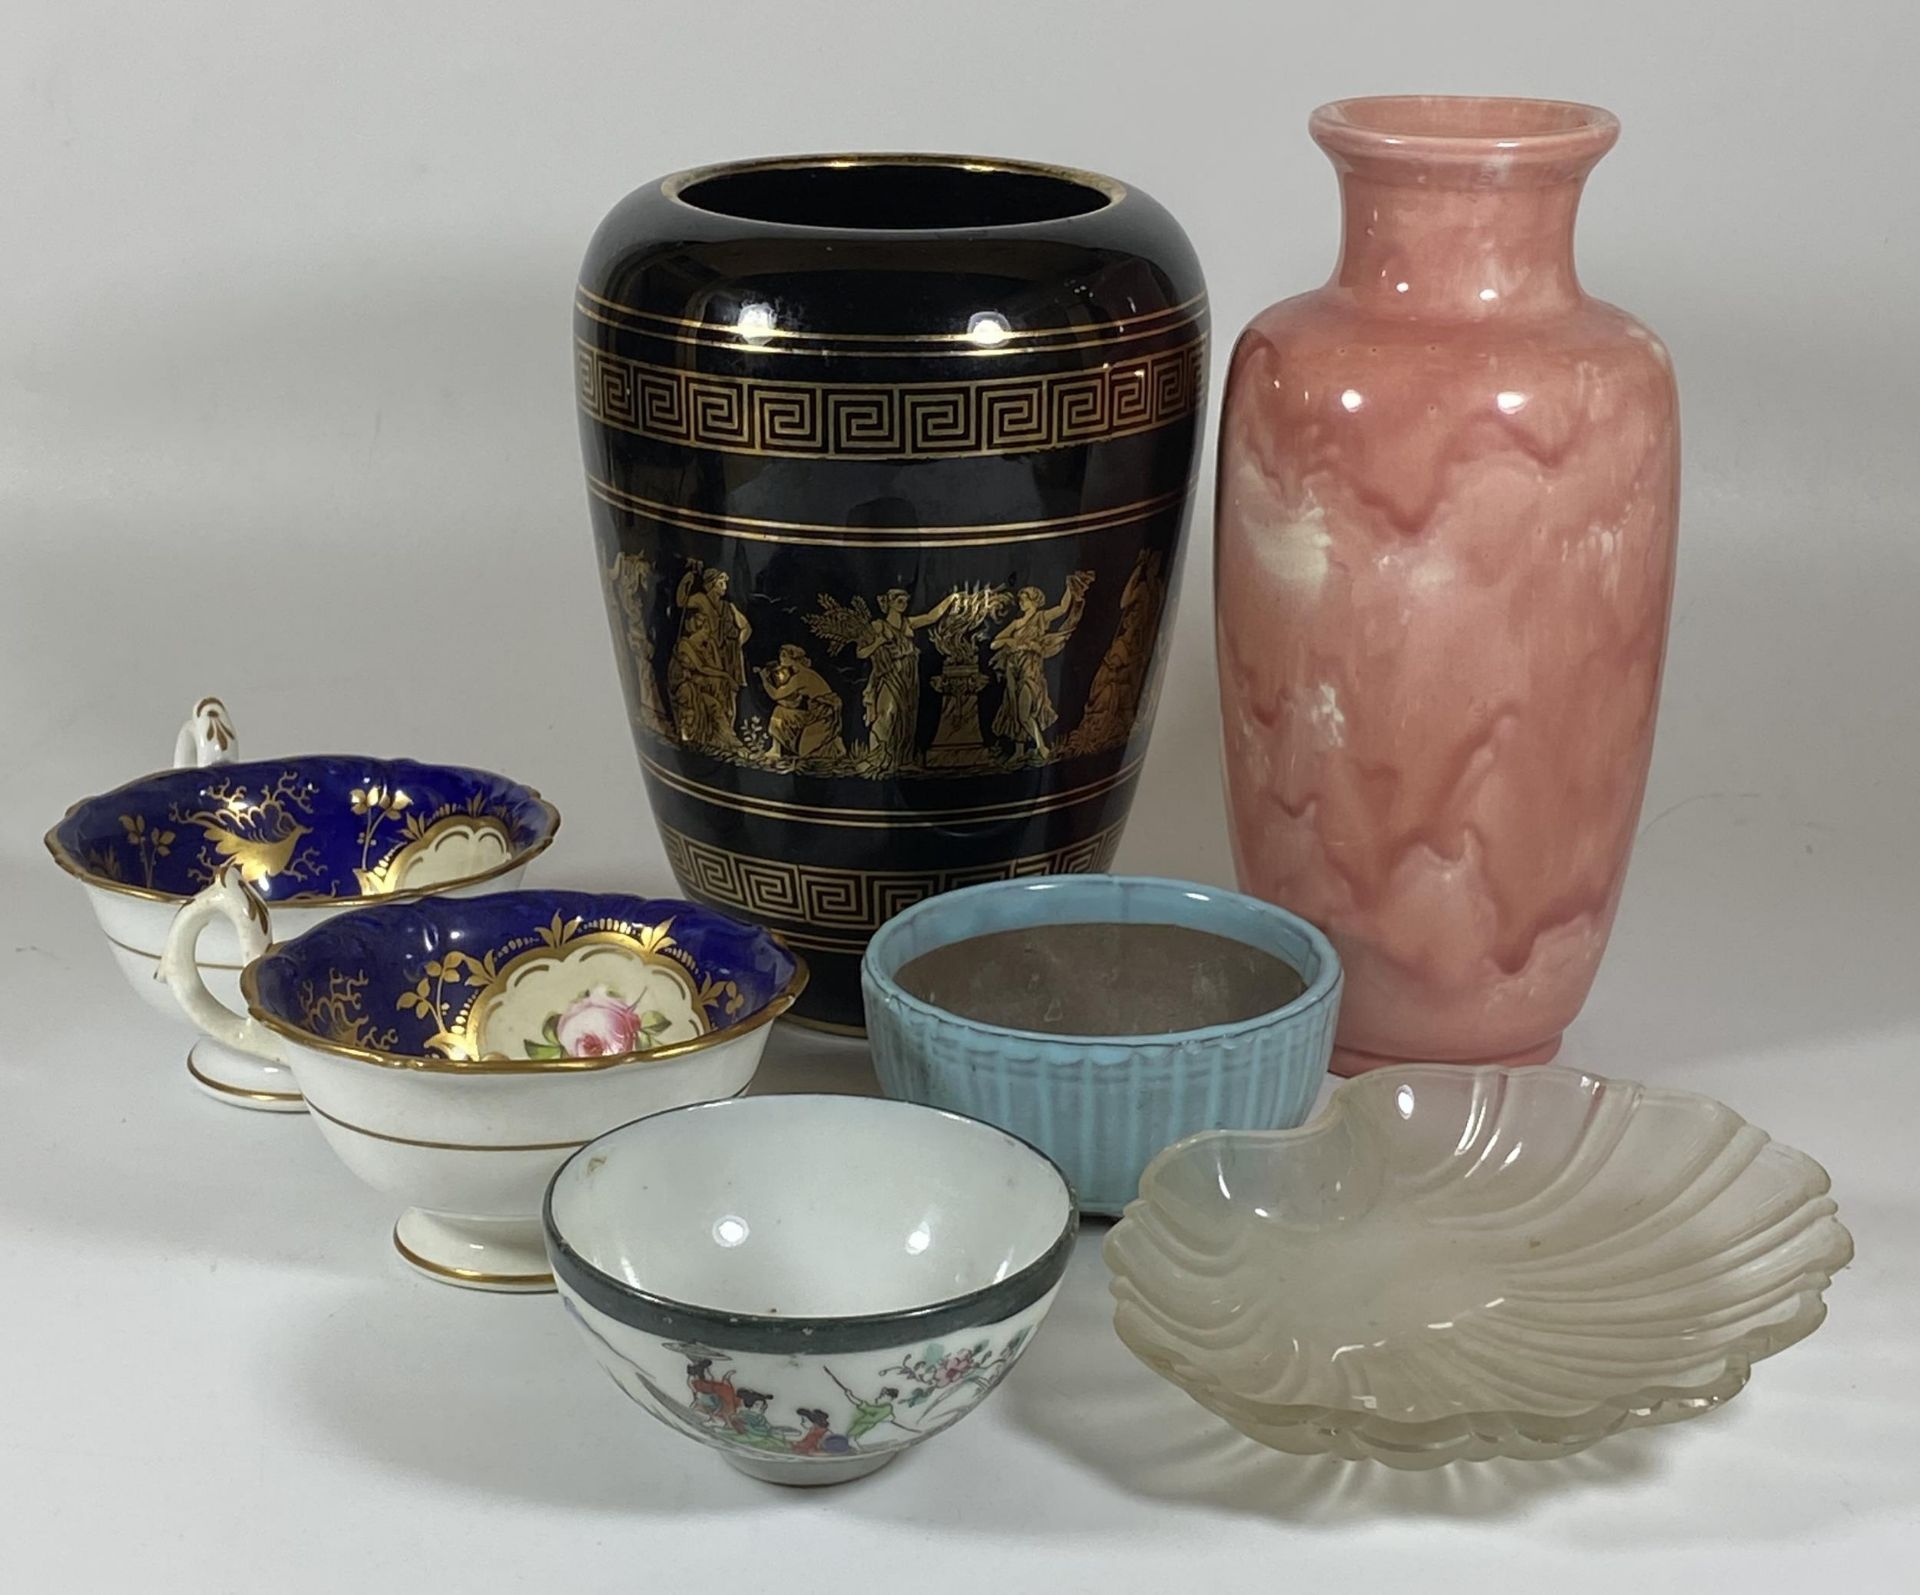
[
  {"xmin": 660, "ymin": 150, "xmax": 1130, "ymax": 224},
  {"xmin": 185, "ymin": 1051, "xmax": 304, "ymax": 1103},
  {"xmin": 239, "ymin": 942, "xmax": 809, "ymax": 1074},
  {"xmin": 392, "ymin": 1226, "xmax": 554, "ymax": 1288}
]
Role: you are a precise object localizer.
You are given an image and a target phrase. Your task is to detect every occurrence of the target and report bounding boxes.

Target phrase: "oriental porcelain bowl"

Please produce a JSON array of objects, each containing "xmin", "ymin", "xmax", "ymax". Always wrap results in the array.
[
  {"xmin": 161, "ymin": 878, "xmax": 803, "ymax": 1289},
  {"xmin": 544, "ymin": 1095, "xmax": 1075, "ymax": 1484},
  {"xmin": 1105, "ymin": 1065, "xmax": 1854, "ymax": 1467},
  {"xmin": 863, "ymin": 875, "xmax": 1341, "ymax": 1213},
  {"xmin": 44, "ymin": 698, "xmax": 560, "ymax": 1109}
]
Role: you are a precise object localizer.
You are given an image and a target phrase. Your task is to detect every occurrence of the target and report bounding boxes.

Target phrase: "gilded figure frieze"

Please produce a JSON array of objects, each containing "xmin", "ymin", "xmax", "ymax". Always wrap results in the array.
[{"xmin": 605, "ymin": 550, "xmax": 1167, "ymax": 779}]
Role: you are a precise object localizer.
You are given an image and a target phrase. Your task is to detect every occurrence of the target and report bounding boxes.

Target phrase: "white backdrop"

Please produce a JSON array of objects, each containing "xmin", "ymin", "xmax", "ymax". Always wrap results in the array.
[{"xmin": 4, "ymin": 2, "xmax": 1916, "ymax": 1589}]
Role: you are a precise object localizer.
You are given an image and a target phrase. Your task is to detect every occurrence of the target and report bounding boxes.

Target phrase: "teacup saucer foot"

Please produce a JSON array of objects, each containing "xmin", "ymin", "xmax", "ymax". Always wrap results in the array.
[
  {"xmin": 392, "ymin": 1209, "xmax": 554, "ymax": 1293},
  {"xmin": 720, "ymin": 1449, "xmax": 898, "ymax": 1487},
  {"xmin": 186, "ymin": 1042, "xmax": 306, "ymax": 1112},
  {"xmin": 1330, "ymin": 1034, "xmax": 1563, "ymax": 1078}
]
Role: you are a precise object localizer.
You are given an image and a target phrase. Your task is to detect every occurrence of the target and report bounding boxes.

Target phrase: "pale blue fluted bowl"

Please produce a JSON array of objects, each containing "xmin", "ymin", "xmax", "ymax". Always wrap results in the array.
[{"xmin": 861, "ymin": 875, "xmax": 1342, "ymax": 1215}]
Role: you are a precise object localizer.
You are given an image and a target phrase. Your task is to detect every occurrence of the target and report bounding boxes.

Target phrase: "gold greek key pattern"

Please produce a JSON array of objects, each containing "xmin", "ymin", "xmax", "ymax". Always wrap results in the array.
[
  {"xmin": 575, "ymin": 338, "xmax": 1205, "ymax": 460},
  {"xmin": 659, "ymin": 821, "xmax": 1126, "ymax": 936}
]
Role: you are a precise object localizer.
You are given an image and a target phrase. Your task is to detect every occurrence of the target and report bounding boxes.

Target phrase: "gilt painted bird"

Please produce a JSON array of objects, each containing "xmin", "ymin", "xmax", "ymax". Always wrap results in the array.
[{"xmin": 183, "ymin": 802, "xmax": 312, "ymax": 886}]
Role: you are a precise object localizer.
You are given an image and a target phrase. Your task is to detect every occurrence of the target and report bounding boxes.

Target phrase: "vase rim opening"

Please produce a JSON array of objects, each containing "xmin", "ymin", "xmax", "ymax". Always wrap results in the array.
[
  {"xmin": 1311, "ymin": 96, "xmax": 1620, "ymax": 170},
  {"xmin": 662, "ymin": 153, "xmax": 1128, "ymax": 233}
]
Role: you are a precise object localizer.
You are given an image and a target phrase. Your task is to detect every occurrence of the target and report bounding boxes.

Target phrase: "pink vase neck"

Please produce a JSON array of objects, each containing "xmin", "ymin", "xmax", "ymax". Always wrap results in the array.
[{"xmin": 1310, "ymin": 96, "xmax": 1620, "ymax": 320}]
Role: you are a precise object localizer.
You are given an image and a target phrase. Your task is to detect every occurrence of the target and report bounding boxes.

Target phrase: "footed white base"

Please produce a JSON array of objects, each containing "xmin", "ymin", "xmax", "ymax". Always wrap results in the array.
[
  {"xmin": 186, "ymin": 1041, "xmax": 305, "ymax": 1112},
  {"xmin": 392, "ymin": 1209, "xmax": 553, "ymax": 1293},
  {"xmin": 720, "ymin": 1448, "xmax": 899, "ymax": 1487}
]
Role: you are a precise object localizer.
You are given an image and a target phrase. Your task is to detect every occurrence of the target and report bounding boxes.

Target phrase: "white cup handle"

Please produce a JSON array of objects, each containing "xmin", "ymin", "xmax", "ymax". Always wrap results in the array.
[
  {"xmin": 159, "ymin": 866, "xmax": 285, "ymax": 1062},
  {"xmin": 173, "ymin": 697, "xmax": 238, "ymax": 769}
]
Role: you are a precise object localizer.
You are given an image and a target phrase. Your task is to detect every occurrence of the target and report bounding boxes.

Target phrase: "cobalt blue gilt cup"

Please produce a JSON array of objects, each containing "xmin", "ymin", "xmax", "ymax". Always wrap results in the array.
[
  {"xmin": 162, "ymin": 884, "xmax": 803, "ymax": 1291},
  {"xmin": 45, "ymin": 698, "xmax": 561, "ymax": 1111},
  {"xmin": 861, "ymin": 875, "xmax": 1342, "ymax": 1214}
]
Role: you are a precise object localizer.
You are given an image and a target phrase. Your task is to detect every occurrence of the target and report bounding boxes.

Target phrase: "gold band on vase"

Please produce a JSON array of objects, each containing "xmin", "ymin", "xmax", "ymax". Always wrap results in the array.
[
  {"xmin": 586, "ymin": 473, "xmax": 1193, "ymax": 549},
  {"xmin": 575, "ymin": 287, "xmax": 1207, "ymax": 359},
  {"xmin": 638, "ymin": 752, "xmax": 1143, "ymax": 829}
]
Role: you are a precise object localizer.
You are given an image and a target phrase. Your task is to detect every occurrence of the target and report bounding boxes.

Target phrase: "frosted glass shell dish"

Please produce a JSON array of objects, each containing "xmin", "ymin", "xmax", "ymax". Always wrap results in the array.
[{"xmin": 1105, "ymin": 1065, "xmax": 1853, "ymax": 1467}]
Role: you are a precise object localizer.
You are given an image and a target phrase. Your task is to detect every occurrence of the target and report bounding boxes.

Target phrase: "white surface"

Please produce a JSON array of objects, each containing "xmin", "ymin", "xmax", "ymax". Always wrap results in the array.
[{"xmin": 3, "ymin": 1, "xmax": 1916, "ymax": 1589}]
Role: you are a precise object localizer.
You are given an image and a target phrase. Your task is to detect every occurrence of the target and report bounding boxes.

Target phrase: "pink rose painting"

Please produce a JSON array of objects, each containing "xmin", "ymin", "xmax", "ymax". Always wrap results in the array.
[{"xmin": 525, "ymin": 988, "xmax": 673, "ymax": 1060}]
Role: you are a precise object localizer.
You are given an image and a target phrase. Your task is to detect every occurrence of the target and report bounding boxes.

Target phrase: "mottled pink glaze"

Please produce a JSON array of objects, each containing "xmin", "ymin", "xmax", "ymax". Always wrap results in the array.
[{"xmin": 1216, "ymin": 98, "xmax": 1679, "ymax": 1073}]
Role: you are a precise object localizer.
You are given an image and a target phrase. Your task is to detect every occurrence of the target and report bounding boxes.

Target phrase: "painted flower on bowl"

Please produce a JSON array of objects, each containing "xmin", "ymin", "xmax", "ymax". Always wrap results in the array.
[
  {"xmin": 941, "ymin": 1350, "xmax": 978, "ymax": 1384},
  {"xmin": 526, "ymin": 988, "xmax": 672, "ymax": 1060},
  {"xmin": 893, "ymin": 1341, "xmax": 991, "ymax": 1398},
  {"xmin": 565, "ymin": 1313, "xmax": 1039, "ymax": 1462}
]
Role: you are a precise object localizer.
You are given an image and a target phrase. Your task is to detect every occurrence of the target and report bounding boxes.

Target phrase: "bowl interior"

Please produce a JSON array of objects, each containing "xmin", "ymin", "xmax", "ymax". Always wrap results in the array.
[
  {"xmin": 865, "ymin": 874, "xmax": 1336, "ymax": 1041},
  {"xmin": 550, "ymin": 1096, "xmax": 1073, "ymax": 1317},
  {"xmin": 249, "ymin": 891, "xmax": 797, "ymax": 1063},
  {"xmin": 53, "ymin": 756, "xmax": 556, "ymax": 902}
]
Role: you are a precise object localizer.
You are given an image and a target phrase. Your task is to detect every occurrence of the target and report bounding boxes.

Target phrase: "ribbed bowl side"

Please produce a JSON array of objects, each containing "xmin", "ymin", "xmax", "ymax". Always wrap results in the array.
[{"xmin": 864, "ymin": 973, "xmax": 1339, "ymax": 1214}]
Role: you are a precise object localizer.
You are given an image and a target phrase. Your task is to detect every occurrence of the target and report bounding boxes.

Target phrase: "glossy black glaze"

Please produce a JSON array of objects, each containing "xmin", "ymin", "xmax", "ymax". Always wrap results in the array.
[{"xmin": 576, "ymin": 154, "xmax": 1207, "ymax": 1028}]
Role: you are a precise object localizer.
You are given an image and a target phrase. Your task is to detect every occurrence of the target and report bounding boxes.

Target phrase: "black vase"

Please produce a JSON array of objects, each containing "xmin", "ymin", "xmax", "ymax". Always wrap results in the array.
[{"xmin": 576, "ymin": 154, "xmax": 1207, "ymax": 1030}]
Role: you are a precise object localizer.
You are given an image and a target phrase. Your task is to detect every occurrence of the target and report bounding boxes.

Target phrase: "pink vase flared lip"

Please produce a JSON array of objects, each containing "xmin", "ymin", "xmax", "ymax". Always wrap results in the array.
[{"xmin": 1311, "ymin": 96, "xmax": 1620, "ymax": 182}]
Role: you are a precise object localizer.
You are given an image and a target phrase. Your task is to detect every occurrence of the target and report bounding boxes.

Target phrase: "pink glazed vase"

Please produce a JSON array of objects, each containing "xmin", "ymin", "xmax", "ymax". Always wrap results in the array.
[{"xmin": 1216, "ymin": 97, "xmax": 1680, "ymax": 1075}]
